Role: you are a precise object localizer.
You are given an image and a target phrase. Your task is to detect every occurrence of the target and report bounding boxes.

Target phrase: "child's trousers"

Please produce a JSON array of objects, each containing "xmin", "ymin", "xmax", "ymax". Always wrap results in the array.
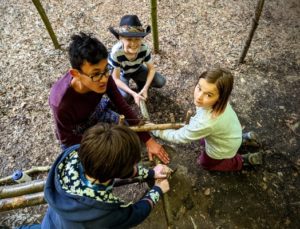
[
  {"xmin": 119, "ymin": 65, "xmax": 166, "ymax": 99},
  {"xmin": 197, "ymin": 150, "xmax": 243, "ymax": 171}
]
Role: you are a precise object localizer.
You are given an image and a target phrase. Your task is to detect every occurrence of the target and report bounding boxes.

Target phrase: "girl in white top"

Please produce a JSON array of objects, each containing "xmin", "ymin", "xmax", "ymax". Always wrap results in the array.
[{"xmin": 153, "ymin": 68, "xmax": 261, "ymax": 171}]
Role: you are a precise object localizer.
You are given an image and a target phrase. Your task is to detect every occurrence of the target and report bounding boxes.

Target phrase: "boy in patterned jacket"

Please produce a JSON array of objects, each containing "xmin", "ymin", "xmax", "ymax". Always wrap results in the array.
[
  {"xmin": 41, "ymin": 123, "xmax": 171, "ymax": 228},
  {"xmin": 108, "ymin": 15, "xmax": 166, "ymax": 105}
]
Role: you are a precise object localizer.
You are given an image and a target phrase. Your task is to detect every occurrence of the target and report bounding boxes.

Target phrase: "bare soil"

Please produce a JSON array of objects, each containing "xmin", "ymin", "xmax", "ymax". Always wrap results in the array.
[{"xmin": 0, "ymin": 0, "xmax": 299, "ymax": 228}]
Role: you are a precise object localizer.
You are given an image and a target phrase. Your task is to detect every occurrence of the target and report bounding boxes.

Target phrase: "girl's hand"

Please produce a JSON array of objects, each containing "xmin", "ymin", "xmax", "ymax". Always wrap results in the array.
[
  {"xmin": 153, "ymin": 164, "xmax": 173, "ymax": 179},
  {"xmin": 155, "ymin": 179, "xmax": 170, "ymax": 193}
]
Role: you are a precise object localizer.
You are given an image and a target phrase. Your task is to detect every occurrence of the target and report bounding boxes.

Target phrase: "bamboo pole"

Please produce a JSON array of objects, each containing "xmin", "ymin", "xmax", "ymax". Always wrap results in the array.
[
  {"xmin": 31, "ymin": 0, "xmax": 61, "ymax": 49},
  {"xmin": 0, "ymin": 180, "xmax": 45, "ymax": 199},
  {"xmin": 0, "ymin": 166, "xmax": 50, "ymax": 185},
  {"xmin": 239, "ymin": 0, "xmax": 265, "ymax": 63},
  {"xmin": 150, "ymin": 0, "xmax": 159, "ymax": 53}
]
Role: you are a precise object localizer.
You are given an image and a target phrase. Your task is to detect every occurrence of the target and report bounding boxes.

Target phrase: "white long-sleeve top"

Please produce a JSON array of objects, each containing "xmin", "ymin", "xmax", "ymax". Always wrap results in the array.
[{"xmin": 152, "ymin": 103, "xmax": 242, "ymax": 159}]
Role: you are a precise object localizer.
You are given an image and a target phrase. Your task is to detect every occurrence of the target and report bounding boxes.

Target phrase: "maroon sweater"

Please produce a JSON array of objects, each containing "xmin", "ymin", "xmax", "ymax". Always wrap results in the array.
[{"xmin": 49, "ymin": 72, "xmax": 150, "ymax": 146}]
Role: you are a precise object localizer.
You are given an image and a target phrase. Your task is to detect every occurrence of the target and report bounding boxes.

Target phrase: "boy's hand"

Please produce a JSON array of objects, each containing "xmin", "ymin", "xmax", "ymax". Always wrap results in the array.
[
  {"xmin": 155, "ymin": 179, "xmax": 170, "ymax": 193},
  {"xmin": 139, "ymin": 88, "xmax": 148, "ymax": 100},
  {"xmin": 153, "ymin": 164, "xmax": 173, "ymax": 179},
  {"xmin": 133, "ymin": 92, "xmax": 145, "ymax": 106},
  {"xmin": 146, "ymin": 138, "xmax": 170, "ymax": 164}
]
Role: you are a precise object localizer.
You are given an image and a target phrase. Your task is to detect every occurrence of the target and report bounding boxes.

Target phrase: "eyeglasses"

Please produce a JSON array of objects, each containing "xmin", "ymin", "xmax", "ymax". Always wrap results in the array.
[{"xmin": 80, "ymin": 65, "xmax": 113, "ymax": 82}]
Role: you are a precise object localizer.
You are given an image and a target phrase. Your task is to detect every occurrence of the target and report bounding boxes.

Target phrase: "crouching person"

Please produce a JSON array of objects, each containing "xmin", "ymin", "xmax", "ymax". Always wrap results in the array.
[{"xmin": 37, "ymin": 123, "xmax": 170, "ymax": 228}]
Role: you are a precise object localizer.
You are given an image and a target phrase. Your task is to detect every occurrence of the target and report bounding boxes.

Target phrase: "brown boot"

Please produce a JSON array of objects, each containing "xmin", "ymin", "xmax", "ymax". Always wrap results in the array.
[{"xmin": 242, "ymin": 152, "xmax": 263, "ymax": 166}]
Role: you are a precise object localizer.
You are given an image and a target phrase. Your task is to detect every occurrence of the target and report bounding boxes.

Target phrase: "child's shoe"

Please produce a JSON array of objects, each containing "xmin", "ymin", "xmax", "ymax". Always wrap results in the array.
[
  {"xmin": 242, "ymin": 131, "xmax": 261, "ymax": 147},
  {"xmin": 242, "ymin": 152, "xmax": 263, "ymax": 166}
]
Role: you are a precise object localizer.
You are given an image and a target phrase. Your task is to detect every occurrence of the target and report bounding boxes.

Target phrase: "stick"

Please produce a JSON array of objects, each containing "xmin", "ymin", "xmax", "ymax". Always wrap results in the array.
[
  {"xmin": 130, "ymin": 123, "xmax": 184, "ymax": 132},
  {"xmin": 139, "ymin": 102, "xmax": 173, "ymax": 228},
  {"xmin": 0, "ymin": 166, "xmax": 50, "ymax": 185},
  {"xmin": 239, "ymin": 0, "xmax": 265, "ymax": 63},
  {"xmin": 154, "ymin": 157, "xmax": 173, "ymax": 228}
]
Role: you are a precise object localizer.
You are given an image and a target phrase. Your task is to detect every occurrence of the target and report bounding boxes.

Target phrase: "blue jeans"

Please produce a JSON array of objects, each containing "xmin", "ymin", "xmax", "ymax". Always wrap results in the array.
[{"xmin": 119, "ymin": 65, "xmax": 166, "ymax": 99}]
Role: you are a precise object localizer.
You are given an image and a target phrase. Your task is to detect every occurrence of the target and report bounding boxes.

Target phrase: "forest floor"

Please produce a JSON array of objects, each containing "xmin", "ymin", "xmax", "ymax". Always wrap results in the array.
[{"xmin": 0, "ymin": 0, "xmax": 299, "ymax": 228}]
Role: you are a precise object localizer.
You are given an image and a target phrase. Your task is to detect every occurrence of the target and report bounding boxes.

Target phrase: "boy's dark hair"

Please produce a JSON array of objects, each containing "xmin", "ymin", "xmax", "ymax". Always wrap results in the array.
[
  {"xmin": 68, "ymin": 32, "xmax": 108, "ymax": 70},
  {"xmin": 198, "ymin": 68, "xmax": 234, "ymax": 115},
  {"xmin": 78, "ymin": 123, "xmax": 141, "ymax": 183}
]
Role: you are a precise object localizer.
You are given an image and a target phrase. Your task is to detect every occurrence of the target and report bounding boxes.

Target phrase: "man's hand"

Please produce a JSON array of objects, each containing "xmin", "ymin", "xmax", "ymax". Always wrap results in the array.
[{"xmin": 146, "ymin": 138, "xmax": 170, "ymax": 164}]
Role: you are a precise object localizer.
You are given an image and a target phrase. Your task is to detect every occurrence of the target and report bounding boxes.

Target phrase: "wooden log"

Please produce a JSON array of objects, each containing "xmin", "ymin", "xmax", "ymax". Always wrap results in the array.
[
  {"xmin": 0, "ymin": 177, "xmax": 147, "ymax": 211},
  {"xmin": 0, "ymin": 192, "xmax": 46, "ymax": 212},
  {"xmin": 0, "ymin": 166, "xmax": 50, "ymax": 185},
  {"xmin": 0, "ymin": 180, "xmax": 45, "ymax": 199},
  {"xmin": 130, "ymin": 123, "xmax": 184, "ymax": 132}
]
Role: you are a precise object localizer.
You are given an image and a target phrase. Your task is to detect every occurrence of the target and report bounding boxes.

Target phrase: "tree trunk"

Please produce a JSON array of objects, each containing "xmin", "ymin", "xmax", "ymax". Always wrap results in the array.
[
  {"xmin": 150, "ymin": 0, "xmax": 159, "ymax": 53},
  {"xmin": 31, "ymin": 0, "xmax": 61, "ymax": 49},
  {"xmin": 239, "ymin": 0, "xmax": 265, "ymax": 63}
]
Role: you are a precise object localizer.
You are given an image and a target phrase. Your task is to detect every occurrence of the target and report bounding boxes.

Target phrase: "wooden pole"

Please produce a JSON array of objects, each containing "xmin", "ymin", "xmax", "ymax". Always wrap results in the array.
[
  {"xmin": 130, "ymin": 123, "xmax": 184, "ymax": 132},
  {"xmin": 150, "ymin": 0, "xmax": 159, "ymax": 53},
  {"xmin": 239, "ymin": 0, "xmax": 265, "ymax": 63},
  {"xmin": 31, "ymin": 0, "xmax": 61, "ymax": 49}
]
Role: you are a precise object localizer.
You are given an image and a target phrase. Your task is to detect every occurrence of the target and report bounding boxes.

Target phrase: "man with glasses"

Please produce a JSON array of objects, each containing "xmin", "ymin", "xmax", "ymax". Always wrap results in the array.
[{"xmin": 49, "ymin": 32, "xmax": 169, "ymax": 164}]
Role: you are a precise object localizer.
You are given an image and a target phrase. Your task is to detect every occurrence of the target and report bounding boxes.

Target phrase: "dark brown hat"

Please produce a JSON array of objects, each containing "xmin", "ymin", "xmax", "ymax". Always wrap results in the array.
[{"xmin": 109, "ymin": 15, "xmax": 151, "ymax": 39}]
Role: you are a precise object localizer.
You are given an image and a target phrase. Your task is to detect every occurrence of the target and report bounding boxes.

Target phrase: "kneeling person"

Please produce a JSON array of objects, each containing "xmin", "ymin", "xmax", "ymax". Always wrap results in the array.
[{"xmin": 41, "ymin": 123, "xmax": 170, "ymax": 228}]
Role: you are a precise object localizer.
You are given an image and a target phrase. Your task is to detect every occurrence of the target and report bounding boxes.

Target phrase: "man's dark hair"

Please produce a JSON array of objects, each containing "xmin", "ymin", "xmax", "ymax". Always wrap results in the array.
[
  {"xmin": 68, "ymin": 32, "xmax": 108, "ymax": 70},
  {"xmin": 78, "ymin": 123, "xmax": 141, "ymax": 183}
]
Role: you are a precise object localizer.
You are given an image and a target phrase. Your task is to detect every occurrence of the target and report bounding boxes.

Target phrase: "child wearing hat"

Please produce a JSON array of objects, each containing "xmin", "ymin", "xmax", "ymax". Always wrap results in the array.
[{"xmin": 108, "ymin": 15, "xmax": 166, "ymax": 106}]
